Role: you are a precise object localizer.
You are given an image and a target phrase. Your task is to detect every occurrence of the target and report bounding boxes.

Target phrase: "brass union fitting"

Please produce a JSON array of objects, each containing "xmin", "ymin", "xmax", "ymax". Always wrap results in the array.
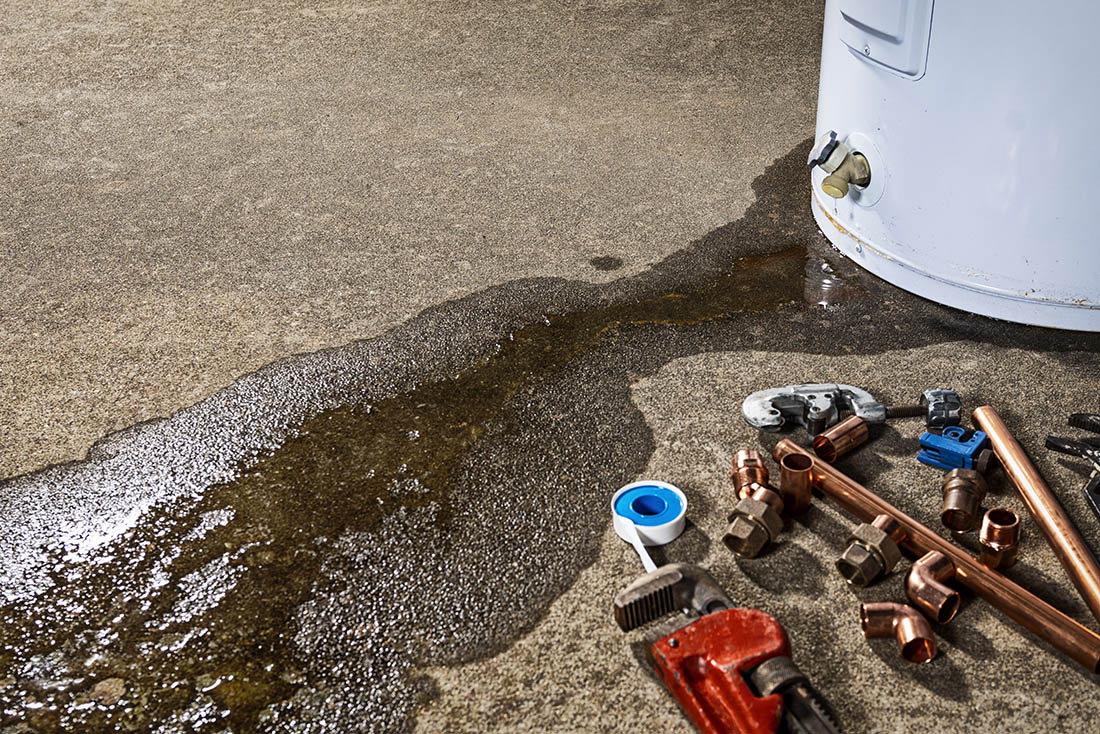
[
  {"xmin": 724, "ymin": 487, "xmax": 783, "ymax": 559},
  {"xmin": 836, "ymin": 514, "xmax": 904, "ymax": 587}
]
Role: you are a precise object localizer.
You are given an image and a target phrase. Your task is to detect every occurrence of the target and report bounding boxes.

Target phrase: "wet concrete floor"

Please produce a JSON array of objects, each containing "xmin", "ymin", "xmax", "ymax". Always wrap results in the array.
[{"xmin": 5, "ymin": 141, "xmax": 1100, "ymax": 732}]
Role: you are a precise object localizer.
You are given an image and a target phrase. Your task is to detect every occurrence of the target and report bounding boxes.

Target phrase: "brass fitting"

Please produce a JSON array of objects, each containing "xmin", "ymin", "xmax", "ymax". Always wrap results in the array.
[
  {"xmin": 812, "ymin": 416, "xmax": 869, "ymax": 463},
  {"xmin": 906, "ymin": 551, "xmax": 960, "ymax": 624},
  {"xmin": 778, "ymin": 453, "xmax": 813, "ymax": 515},
  {"xmin": 860, "ymin": 602, "xmax": 937, "ymax": 663},
  {"xmin": 822, "ymin": 152, "xmax": 871, "ymax": 199},
  {"xmin": 941, "ymin": 468, "xmax": 988, "ymax": 533},
  {"xmin": 730, "ymin": 448, "xmax": 770, "ymax": 500},
  {"xmin": 980, "ymin": 507, "xmax": 1021, "ymax": 570},
  {"xmin": 724, "ymin": 487, "xmax": 783, "ymax": 559},
  {"xmin": 836, "ymin": 514, "xmax": 904, "ymax": 587}
]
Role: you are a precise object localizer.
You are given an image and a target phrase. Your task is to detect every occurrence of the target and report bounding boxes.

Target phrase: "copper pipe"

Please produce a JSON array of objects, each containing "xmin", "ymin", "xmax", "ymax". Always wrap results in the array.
[
  {"xmin": 980, "ymin": 507, "xmax": 1021, "ymax": 570},
  {"xmin": 906, "ymin": 551, "xmax": 960, "ymax": 624},
  {"xmin": 941, "ymin": 468, "xmax": 987, "ymax": 533},
  {"xmin": 731, "ymin": 449, "xmax": 770, "ymax": 500},
  {"xmin": 812, "ymin": 415, "xmax": 869, "ymax": 463},
  {"xmin": 773, "ymin": 439, "xmax": 1100, "ymax": 673},
  {"xmin": 860, "ymin": 602, "xmax": 937, "ymax": 663},
  {"xmin": 779, "ymin": 453, "xmax": 813, "ymax": 515},
  {"xmin": 973, "ymin": 405, "xmax": 1100, "ymax": 625}
]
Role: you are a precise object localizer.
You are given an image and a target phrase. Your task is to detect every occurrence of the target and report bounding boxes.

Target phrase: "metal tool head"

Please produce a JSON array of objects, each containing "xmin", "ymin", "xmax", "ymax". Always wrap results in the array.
[
  {"xmin": 920, "ymin": 388, "xmax": 962, "ymax": 428},
  {"xmin": 742, "ymin": 383, "xmax": 886, "ymax": 436},
  {"xmin": 1046, "ymin": 436, "xmax": 1100, "ymax": 469},
  {"xmin": 612, "ymin": 563, "xmax": 733, "ymax": 632},
  {"xmin": 1069, "ymin": 413, "xmax": 1100, "ymax": 435}
]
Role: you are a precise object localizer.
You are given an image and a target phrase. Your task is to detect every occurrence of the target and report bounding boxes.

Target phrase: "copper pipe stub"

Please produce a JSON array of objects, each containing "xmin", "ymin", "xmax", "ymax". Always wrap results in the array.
[
  {"xmin": 980, "ymin": 507, "xmax": 1021, "ymax": 570},
  {"xmin": 779, "ymin": 453, "xmax": 813, "ymax": 515},
  {"xmin": 860, "ymin": 602, "xmax": 937, "ymax": 663},
  {"xmin": 812, "ymin": 415, "xmax": 869, "ymax": 463},
  {"xmin": 907, "ymin": 551, "xmax": 960, "ymax": 624},
  {"xmin": 731, "ymin": 448, "xmax": 770, "ymax": 500},
  {"xmin": 941, "ymin": 468, "xmax": 988, "ymax": 533},
  {"xmin": 973, "ymin": 405, "xmax": 1100, "ymax": 626}
]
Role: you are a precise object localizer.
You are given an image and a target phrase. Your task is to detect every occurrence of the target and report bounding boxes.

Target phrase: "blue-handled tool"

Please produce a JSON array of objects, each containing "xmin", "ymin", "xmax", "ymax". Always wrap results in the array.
[{"xmin": 918, "ymin": 426, "xmax": 994, "ymax": 473}]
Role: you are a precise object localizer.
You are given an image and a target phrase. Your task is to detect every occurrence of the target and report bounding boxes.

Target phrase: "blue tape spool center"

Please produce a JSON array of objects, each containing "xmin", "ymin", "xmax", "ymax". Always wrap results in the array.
[{"xmin": 614, "ymin": 485, "xmax": 684, "ymax": 527}]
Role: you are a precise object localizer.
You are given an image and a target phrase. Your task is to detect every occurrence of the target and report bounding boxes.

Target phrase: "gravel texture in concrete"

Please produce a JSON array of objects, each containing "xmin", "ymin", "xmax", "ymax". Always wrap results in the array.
[{"xmin": 5, "ymin": 2, "xmax": 1100, "ymax": 733}]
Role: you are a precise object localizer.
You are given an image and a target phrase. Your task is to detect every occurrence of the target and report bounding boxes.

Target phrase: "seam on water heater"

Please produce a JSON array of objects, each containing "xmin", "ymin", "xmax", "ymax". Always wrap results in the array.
[{"xmin": 813, "ymin": 193, "xmax": 1100, "ymax": 311}]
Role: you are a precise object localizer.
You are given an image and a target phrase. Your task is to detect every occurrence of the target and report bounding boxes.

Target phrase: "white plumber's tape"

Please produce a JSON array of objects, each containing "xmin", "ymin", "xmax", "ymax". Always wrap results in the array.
[{"xmin": 611, "ymin": 480, "xmax": 687, "ymax": 572}]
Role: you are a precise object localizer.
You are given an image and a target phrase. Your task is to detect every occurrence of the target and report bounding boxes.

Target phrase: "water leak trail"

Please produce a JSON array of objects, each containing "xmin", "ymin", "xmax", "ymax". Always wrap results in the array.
[{"xmin": 3, "ymin": 140, "xmax": 1099, "ymax": 733}]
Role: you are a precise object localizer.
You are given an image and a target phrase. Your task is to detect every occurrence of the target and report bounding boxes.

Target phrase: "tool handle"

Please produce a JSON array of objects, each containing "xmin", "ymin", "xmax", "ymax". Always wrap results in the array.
[
  {"xmin": 1084, "ymin": 474, "xmax": 1100, "ymax": 528},
  {"xmin": 1069, "ymin": 413, "xmax": 1100, "ymax": 434}
]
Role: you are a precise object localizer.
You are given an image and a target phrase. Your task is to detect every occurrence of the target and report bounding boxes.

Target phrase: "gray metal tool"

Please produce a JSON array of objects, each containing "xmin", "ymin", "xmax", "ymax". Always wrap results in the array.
[
  {"xmin": 1046, "ymin": 413, "xmax": 1100, "ymax": 528},
  {"xmin": 742, "ymin": 384, "xmax": 961, "ymax": 436},
  {"xmin": 742, "ymin": 384, "xmax": 886, "ymax": 437}
]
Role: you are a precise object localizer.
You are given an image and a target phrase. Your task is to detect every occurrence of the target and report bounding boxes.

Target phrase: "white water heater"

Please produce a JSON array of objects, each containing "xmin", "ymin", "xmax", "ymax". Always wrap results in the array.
[{"xmin": 810, "ymin": 0, "xmax": 1100, "ymax": 331}]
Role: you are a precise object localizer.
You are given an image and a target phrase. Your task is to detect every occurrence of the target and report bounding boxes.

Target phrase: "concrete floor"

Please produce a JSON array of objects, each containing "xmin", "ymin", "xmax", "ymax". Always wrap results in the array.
[{"xmin": 4, "ymin": 1, "xmax": 1100, "ymax": 733}]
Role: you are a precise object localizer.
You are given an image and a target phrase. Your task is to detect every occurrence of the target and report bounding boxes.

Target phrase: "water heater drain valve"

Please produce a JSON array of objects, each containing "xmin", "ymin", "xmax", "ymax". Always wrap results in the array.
[{"xmin": 808, "ymin": 130, "xmax": 871, "ymax": 199}]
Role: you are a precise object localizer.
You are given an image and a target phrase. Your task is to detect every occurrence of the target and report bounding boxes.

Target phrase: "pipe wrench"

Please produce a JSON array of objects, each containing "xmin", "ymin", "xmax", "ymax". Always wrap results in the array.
[{"xmin": 613, "ymin": 564, "xmax": 839, "ymax": 734}]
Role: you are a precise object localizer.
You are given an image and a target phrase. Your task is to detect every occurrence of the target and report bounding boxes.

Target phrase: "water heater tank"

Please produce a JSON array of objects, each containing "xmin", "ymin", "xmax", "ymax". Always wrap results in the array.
[{"xmin": 810, "ymin": 0, "xmax": 1100, "ymax": 331}]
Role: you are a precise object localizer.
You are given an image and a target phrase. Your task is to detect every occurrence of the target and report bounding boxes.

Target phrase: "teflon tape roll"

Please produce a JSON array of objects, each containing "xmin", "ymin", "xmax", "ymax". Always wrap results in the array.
[{"xmin": 612, "ymin": 481, "xmax": 687, "ymax": 546}]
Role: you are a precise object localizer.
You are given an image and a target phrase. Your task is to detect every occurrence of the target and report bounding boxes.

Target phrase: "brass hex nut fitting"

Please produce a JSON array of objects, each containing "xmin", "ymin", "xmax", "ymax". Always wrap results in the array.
[
  {"xmin": 836, "ymin": 515, "xmax": 903, "ymax": 587},
  {"xmin": 723, "ymin": 496, "xmax": 782, "ymax": 558}
]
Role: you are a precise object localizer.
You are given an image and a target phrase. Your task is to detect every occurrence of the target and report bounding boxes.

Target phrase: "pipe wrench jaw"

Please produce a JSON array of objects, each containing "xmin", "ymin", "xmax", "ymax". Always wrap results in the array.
[{"xmin": 651, "ymin": 607, "xmax": 791, "ymax": 734}]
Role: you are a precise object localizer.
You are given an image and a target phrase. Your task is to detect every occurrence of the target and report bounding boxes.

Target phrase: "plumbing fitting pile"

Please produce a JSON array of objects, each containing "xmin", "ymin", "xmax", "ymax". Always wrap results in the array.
[{"xmin": 611, "ymin": 385, "xmax": 1100, "ymax": 733}]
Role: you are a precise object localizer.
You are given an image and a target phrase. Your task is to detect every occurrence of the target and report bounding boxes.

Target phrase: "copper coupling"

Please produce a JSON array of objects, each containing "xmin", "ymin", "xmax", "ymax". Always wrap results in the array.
[
  {"xmin": 812, "ymin": 416, "xmax": 869, "ymax": 463},
  {"xmin": 778, "ymin": 453, "xmax": 813, "ymax": 515},
  {"xmin": 835, "ymin": 514, "xmax": 904, "ymax": 587},
  {"xmin": 941, "ymin": 468, "xmax": 988, "ymax": 533},
  {"xmin": 906, "ymin": 551, "xmax": 960, "ymax": 624},
  {"xmin": 980, "ymin": 507, "xmax": 1021, "ymax": 570},
  {"xmin": 860, "ymin": 602, "xmax": 937, "ymax": 663},
  {"xmin": 726, "ymin": 450, "xmax": 783, "ymax": 558}
]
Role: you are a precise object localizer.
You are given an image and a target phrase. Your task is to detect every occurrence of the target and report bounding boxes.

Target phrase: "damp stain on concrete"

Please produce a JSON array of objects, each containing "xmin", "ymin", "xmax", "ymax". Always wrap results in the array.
[
  {"xmin": 2, "ymin": 140, "xmax": 1099, "ymax": 733},
  {"xmin": 589, "ymin": 256, "xmax": 624, "ymax": 272}
]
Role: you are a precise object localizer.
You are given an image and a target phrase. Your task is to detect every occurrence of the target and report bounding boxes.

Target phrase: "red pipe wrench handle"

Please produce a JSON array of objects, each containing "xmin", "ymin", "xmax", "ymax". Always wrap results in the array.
[{"xmin": 651, "ymin": 607, "xmax": 791, "ymax": 734}]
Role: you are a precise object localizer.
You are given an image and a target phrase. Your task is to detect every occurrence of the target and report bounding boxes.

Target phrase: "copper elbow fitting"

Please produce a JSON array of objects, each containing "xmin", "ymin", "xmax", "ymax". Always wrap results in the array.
[
  {"xmin": 941, "ymin": 468, "xmax": 988, "ymax": 533},
  {"xmin": 980, "ymin": 507, "xmax": 1021, "ymax": 570},
  {"xmin": 812, "ymin": 416, "xmax": 869, "ymax": 463},
  {"xmin": 779, "ymin": 453, "xmax": 813, "ymax": 515},
  {"xmin": 860, "ymin": 602, "xmax": 938, "ymax": 663},
  {"xmin": 731, "ymin": 449, "xmax": 770, "ymax": 500},
  {"xmin": 906, "ymin": 551, "xmax": 960, "ymax": 624}
]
